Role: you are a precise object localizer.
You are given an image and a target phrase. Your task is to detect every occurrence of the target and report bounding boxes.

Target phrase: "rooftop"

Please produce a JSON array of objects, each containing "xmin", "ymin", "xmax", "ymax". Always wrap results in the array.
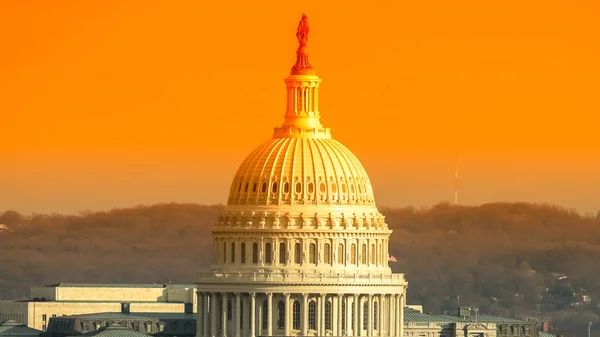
[
  {"xmin": 404, "ymin": 307, "xmax": 527, "ymax": 324},
  {"xmin": 63, "ymin": 312, "xmax": 195, "ymax": 320},
  {"xmin": 42, "ymin": 283, "xmax": 195, "ymax": 288},
  {"xmin": 78, "ymin": 323, "xmax": 149, "ymax": 337},
  {"xmin": 0, "ymin": 320, "xmax": 42, "ymax": 337}
]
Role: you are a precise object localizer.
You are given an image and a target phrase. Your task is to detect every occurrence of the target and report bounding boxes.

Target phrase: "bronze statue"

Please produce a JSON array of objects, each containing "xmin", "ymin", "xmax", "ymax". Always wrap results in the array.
[
  {"xmin": 291, "ymin": 13, "xmax": 313, "ymax": 74},
  {"xmin": 296, "ymin": 14, "xmax": 309, "ymax": 46}
]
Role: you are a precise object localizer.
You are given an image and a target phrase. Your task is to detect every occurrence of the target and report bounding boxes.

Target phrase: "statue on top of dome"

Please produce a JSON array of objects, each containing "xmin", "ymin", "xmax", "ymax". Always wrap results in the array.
[
  {"xmin": 296, "ymin": 14, "xmax": 309, "ymax": 47},
  {"xmin": 291, "ymin": 13, "xmax": 313, "ymax": 74}
]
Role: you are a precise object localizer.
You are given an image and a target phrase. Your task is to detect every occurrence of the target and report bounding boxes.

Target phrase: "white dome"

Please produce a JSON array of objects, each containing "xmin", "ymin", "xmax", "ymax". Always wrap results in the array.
[{"xmin": 227, "ymin": 137, "xmax": 376, "ymax": 207}]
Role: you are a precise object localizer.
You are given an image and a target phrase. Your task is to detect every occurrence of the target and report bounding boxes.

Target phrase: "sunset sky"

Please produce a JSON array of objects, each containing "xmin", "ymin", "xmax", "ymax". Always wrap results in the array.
[{"xmin": 1, "ymin": 0, "xmax": 599, "ymax": 215}]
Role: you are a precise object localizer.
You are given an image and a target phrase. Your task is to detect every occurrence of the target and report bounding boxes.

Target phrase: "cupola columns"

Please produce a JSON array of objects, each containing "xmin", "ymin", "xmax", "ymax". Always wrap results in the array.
[{"xmin": 273, "ymin": 14, "xmax": 330, "ymax": 139}]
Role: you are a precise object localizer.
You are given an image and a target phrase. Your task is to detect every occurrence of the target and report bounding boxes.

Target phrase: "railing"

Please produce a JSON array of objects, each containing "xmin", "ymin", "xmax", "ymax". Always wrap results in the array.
[{"xmin": 196, "ymin": 271, "xmax": 406, "ymax": 285}]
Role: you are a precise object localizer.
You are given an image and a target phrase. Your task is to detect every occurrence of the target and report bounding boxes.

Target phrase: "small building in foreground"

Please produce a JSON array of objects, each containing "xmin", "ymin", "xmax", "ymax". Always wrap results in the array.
[
  {"xmin": 0, "ymin": 283, "xmax": 196, "ymax": 332},
  {"xmin": 44, "ymin": 312, "xmax": 195, "ymax": 337},
  {"xmin": 404, "ymin": 307, "xmax": 548, "ymax": 337}
]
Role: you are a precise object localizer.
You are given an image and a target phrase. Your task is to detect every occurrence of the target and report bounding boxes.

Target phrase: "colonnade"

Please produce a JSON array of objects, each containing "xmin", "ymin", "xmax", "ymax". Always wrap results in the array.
[{"xmin": 196, "ymin": 291, "xmax": 405, "ymax": 337}]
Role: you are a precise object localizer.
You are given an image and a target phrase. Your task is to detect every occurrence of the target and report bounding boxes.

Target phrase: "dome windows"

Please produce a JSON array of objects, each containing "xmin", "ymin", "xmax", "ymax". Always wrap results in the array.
[
  {"xmin": 261, "ymin": 182, "xmax": 267, "ymax": 193},
  {"xmin": 341, "ymin": 183, "xmax": 347, "ymax": 194},
  {"xmin": 307, "ymin": 181, "xmax": 314, "ymax": 194},
  {"xmin": 279, "ymin": 243, "xmax": 286, "ymax": 264},
  {"xmin": 283, "ymin": 182, "xmax": 290, "ymax": 194},
  {"xmin": 244, "ymin": 183, "xmax": 249, "ymax": 193},
  {"xmin": 319, "ymin": 182, "xmax": 326, "ymax": 194},
  {"xmin": 330, "ymin": 183, "xmax": 337, "ymax": 194},
  {"xmin": 308, "ymin": 243, "xmax": 316, "ymax": 264},
  {"xmin": 294, "ymin": 243, "xmax": 301, "ymax": 264},
  {"xmin": 324, "ymin": 243, "xmax": 331, "ymax": 264},
  {"xmin": 252, "ymin": 182, "xmax": 257, "ymax": 193},
  {"xmin": 252, "ymin": 243, "xmax": 259, "ymax": 264},
  {"xmin": 265, "ymin": 243, "xmax": 272, "ymax": 264},
  {"xmin": 272, "ymin": 182, "xmax": 278, "ymax": 193},
  {"xmin": 295, "ymin": 182, "xmax": 302, "ymax": 194}
]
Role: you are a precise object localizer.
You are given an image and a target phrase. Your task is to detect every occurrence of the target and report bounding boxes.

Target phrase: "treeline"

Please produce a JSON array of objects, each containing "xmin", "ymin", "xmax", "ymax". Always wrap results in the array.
[{"xmin": 1, "ymin": 202, "xmax": 599, "ymax": 336}]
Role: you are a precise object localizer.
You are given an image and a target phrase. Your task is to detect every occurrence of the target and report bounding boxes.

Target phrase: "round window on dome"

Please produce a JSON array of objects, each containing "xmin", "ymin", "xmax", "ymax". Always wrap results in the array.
[
  {"xmin": 238, "ymin": 183, "xmax": 242, "ymax": 193},
  {"xmin": 319, "ymin": 182, "xmax": 326, "ymax": 194},
  {"xmin": 244, "ymin": 183, "xmax": 249, "ymax": 192},
  {"xmin": 357, "ymin": 184, "xmax": 362, "ymax": 193},
  {"xmin": 261, "ymin": 182, "xmax": 267, "ymax": 193},
  {"xmin": 295, "ymin": 182, "xmax": 302, "ymax": 194},
  {"xmin": 252, "ymin": 182, "xmax": 257, "ymax": 193},
  {"xmin": 350, "ymin": 184, "xmax": 355, "ymax": 194},
  {"xmin": 341, "ymin": 183, "xmax": 347, "ymax": 194},
  {"xmin": 307, "ymin": 182, "xmax": 314, "ymax": 194},
  {"xmin": 283, "ymin": 182, "xmax": 290, "ymax": 194},
  {"xmin": 272, "ymin": 182, "xmax": 278, "ymax": 193},
  {"xmin": 330, "ymin": 183, "xmax": 337, "ymax": 194}
]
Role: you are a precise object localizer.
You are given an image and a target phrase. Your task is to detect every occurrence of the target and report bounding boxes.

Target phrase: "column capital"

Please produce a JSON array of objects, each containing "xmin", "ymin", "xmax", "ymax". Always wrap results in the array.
[
  {"xmin": 267, "ymin": 292, "xmax": 273, "ymax": 298},
  {"xmin": 284, "ymin": 292, "xmax": 291, "ymax": 298},
  {"xmin": 235, "ymin": 292, "xmax": 241, "ymax": 297},
  {"xmin": 302, "ymin": 293, "xmax": 309, "ymax": 299},
  {"xmin": 250, "ymin": 292, "xmax": 256, "ymax": 298}
]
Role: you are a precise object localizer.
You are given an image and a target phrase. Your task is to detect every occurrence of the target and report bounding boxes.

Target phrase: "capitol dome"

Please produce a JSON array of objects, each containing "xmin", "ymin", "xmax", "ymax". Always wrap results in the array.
[
  {"xmin": 227, "ymin": 137, "xmax": 376, "ymax": 207},
  {"xmin": 196, "ymin": 15, "xmax": 407, "ymax": 337}
]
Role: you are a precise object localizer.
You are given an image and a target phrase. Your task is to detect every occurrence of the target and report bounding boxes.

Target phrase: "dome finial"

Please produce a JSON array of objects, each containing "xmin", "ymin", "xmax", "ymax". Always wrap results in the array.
[{"xmin": 291, "ymin": 14, "xmax": 314, "ymax": 75}]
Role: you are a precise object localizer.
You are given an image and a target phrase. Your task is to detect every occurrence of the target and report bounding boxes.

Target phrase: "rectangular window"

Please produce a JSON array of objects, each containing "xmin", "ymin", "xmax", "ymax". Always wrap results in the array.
[
  {"xmin": 42, "ymin": 324, "xmax": 46, "ymax": 331},
  {"xmin": 308, "ymin": 301, "xmax": 316, "ymax": 330},
  {"xmin": 42, "ymin": 314, "xmax": 47, "ymax": 321},
  {"xmin": 241, "ymin": 243, "xmax": 246, "ymax": 263},
  {"xmin": 325, "ymin": 301, "xmax": 331, "ymax": 330}
]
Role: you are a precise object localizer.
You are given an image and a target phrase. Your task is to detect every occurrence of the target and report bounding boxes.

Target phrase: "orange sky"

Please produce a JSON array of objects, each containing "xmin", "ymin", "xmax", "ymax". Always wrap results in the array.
[{"xmin": 1, "ymin": 0, "xmax": 599, "ymax": 215}]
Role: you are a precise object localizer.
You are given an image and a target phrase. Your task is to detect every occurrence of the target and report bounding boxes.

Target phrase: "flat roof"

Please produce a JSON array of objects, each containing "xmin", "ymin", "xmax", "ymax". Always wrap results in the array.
[
  {"xmin": 42, "ymin": 283, "xmax": 196, "ymax": 288},
  {"xmin": 56, "ymin": 312, "xmax": 196, "ymax": 320}
]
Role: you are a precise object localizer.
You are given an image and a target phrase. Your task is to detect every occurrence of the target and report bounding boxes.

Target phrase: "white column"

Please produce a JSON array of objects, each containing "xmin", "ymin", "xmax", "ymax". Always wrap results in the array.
[
  {"xmin": 346, "ymin": 295, "xmax": 352, "ymax": 335},
  {"xmin": 234, "ymin": 294, "xmax": 241, "ymax": 337},
  {"xmin": 335, "ymin": 294, "xmax": 342, "ymax": 336},
  {"xmin": 284, "ymin": 293, "xmax": 291, "ymax": 336},
  {"xmin": 204, "ymin": 293, "xmax": 210, "ymax": 337},
  {"xmin": 211, "ymin": 293, "xmax": 218, "ymax": 337},
  {"xmin": 222, "ymin": 293, "xmax": 228, "ymax": 337},
  {"xmin": 368, "ymin": 295, "xmax": 373, "ymax": 336},
  {"xmin": 301, "ymin": 293, "xmax": 309, "ymax": 335},
  {"xmin": 250, "ymin": 293, "xmax": 256, "ymax": 337},
  {"xmin": 317, "ymin": 294, "xmax": 322, "ymax": 336},
  {"xmin": 267, "ymin": 293, "xmax": 273, "ymax": 336},
  {"xmin": 320, "ymin": 294, "xmax": 326, "ymax": 335},
  {"xmin": 353, "ymin": 294, "xmax": 359, "ymax": 336},
  {"xmin": 197, "ymin": 292, "xmax": 203, "ymax": 337},
  {"xmin": 388, "ymin": 295, "xmax": 394, "ymax": 337},
  {"xmin": 399, "ymin": 294, "xmax": 405, "ymax": 337},
  {"xmin": 394, "ymin": 295, "xmax": 400, "ymax": 337},
  {"xmin": 379, "ymin": 295, "xmax": 384, "ymax": 337}
]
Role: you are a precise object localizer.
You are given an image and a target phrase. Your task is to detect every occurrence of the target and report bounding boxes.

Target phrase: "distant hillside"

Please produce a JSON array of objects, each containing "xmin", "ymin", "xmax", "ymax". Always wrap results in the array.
[{"xmin": 1, "ymin": 202, "xmax": 599, "ymax": 337}]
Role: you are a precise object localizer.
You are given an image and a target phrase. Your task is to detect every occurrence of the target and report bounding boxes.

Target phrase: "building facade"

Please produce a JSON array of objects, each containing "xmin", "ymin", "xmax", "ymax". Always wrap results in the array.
[
  {"xmin": 0, "ymin": 283, "xmax": 196, "ymax": 332},
  {"xmin": 195, "ymin": 15, "xmax": 408, "ymax": 337}
]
